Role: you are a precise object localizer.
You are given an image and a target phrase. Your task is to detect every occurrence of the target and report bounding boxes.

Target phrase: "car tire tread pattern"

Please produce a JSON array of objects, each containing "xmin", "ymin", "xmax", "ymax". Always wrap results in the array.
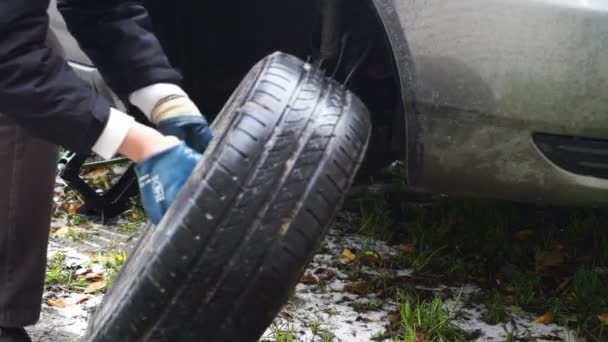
[{"xmin": 85, "ymin": 52, "xmax": 371, "ymax": 342}]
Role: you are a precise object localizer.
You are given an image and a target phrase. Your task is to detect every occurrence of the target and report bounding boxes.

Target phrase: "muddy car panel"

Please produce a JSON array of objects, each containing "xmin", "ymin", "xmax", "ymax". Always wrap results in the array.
[{"xmin": 372, "ymin": 0, "xmax": 608, "ymax": 205}]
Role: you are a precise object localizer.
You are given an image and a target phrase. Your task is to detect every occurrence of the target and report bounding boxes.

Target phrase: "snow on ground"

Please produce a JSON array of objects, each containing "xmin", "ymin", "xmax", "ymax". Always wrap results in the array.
[
  {"xmin": 261, "ymin": 229, "xmax": 576, "ymax": 342},
  {"xmin": 28, "ymin": 225, "xmax": 578, "ymax": 341},
  {"xmin": 27, "ymin": 243, "xmax": 105, "ymax": 342}
]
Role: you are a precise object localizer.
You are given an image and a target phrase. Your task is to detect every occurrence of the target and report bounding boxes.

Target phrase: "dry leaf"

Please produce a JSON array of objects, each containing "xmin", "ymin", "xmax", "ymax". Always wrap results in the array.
[
  {"xmin": 301, "ymin": 273, "xmax": 319, "ymax": 285},
  {"xmin": 341, "ymin": 249, "xmax": 357, "ymax": 263},
  {"xmin": 536, "ymin": 246, "xmax": 565, "ymax": 271},
  {"xmin": 83, "ymin": 167, "xmax": 109, "ymax": 179},
  {"xmin": 532, "ymin": 312, "xmax": 553, "ymax": 324},
  {"xmin": 361, "ymin": 251, "xmax": 381, "ymax": 265},
  {"xmin": 597, "ymin": 313, "xmax": 608, "ymax": 326},
  {"xmin": 111, "ymin": 253, "xmax": 126, "ymax": 263},
  {"xmin": 84, "ymin": 280, "xmax": 107, "ymax": 294},
  {"xmin": 503, "ymin": 286, "xmax": 516, "ymax": 294},
  {"xmin": 555, "ymin": 277, "xmax": 572, "ymax": 293},
  {"xmin": 508, "ymin": 305, "xmax": 524, "ymax": 315},
  {"xmin": 74, "ymin": 268, "xmax": 92, "ymax": 277},
  {"xmin": 387, "ymin": 311, "xmax": 401, "ymax": 324},
  {"xmin": 399, "ymin": 244, "xmax": 416, "ymax": 254},
  {"xmin": 131, "ymin": 212, "xmax": 142, "ymax": 221},
  {"xmin": 320, "ymin": 269, "xmax": 336, "ymax": 282},
  {"xmin": 68, "ymin": 203, "xmax": 82, "ymax": 215},
  {"xmin": 47, "ymin": 299, "xmax": 65, "ymax": 308},
  {"xmin": 84, "ymin": 272, "xmax": 104, "ymax": 281},
  {"xmin": 345, "ymin": 281, "xmax": 370, "ymax": 295},
  {"xmin": 515, "ymin": 229, "xmax": 534, "ymax": 240},
  {"xmin": 54, "ymin": 227, "xmax": 70, "ymax": 237},
  {"xmin": 74, "ymin": 295, "xmax": 91, "ymax": 304}
]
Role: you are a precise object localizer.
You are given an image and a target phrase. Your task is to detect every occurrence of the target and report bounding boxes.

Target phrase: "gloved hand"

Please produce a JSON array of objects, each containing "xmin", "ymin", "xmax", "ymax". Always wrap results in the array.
[
  {"xmin": 135, "ymin": 141, "xmax": 201, "ymax": 224},
  {"xmin": 151, "ymin": 95, "xmax": 213, "ymax": 153}
]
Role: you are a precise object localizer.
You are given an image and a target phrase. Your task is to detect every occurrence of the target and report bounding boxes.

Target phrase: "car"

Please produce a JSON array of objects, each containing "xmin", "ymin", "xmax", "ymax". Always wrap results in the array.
[{"xmin": 50, "ymin": 0, "xmax": 608, "ymax": 207}]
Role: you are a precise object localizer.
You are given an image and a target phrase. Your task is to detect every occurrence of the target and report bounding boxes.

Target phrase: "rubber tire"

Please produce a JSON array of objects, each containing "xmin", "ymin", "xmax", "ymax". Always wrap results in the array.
[{"xmin": 85, "ymin": 52, "xmax": 371, "ymax": 342}]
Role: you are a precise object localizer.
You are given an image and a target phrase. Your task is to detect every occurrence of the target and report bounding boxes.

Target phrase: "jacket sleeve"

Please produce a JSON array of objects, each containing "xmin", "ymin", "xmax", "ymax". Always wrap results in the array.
[
  {"xmin": 0, "ymin": 0, "xmax": 111, "ymax": 153},
  {"xmin": 57, "ymin": 0, "xmax": 183, "ymax": 101}
]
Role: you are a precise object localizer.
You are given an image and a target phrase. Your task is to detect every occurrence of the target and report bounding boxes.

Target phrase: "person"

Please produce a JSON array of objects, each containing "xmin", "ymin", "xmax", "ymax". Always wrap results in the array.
[{"xmin": 0, "ymin": 1, "xmax": 213, "ymax": 340}]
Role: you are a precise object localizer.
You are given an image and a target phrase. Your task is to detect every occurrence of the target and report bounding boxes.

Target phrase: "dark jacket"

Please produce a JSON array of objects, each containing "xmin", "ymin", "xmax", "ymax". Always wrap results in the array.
[{"xmin": 0, "ymin": 0, "xmax": 181, "ymax": 153}]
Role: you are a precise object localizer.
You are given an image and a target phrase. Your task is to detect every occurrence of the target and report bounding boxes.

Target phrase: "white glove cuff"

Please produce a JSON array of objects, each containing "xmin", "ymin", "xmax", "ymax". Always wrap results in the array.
[{"xmin": 129, "ymin": 83, "xmax": 188, "ymax": 119}]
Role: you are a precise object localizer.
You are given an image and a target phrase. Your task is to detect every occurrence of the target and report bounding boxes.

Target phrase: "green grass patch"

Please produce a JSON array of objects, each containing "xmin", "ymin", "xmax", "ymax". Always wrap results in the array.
[
  {"xmin": 45, "ymin": 253, "xmax": 87, "ymax": 291},
  {"xmin": 343, "ymin": 192, "xmax": 395, "ymax": 241},
  {"xmin": 268, "ymin": 324, "xmax": 297, "ymax": 342},
  {"xmin": 393, "ymin": 290, "xmax": 466, "ymax": 341},
  {"xmin": 339, "ymin": 180, "xmax": 608, "ymax": 340}
]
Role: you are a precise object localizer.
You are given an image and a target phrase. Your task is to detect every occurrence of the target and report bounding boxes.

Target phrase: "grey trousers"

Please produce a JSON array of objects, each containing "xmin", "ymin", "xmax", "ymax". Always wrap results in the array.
[{"xmin": 0, "ymin": 30, "xmax": 62, "ymax": 327}]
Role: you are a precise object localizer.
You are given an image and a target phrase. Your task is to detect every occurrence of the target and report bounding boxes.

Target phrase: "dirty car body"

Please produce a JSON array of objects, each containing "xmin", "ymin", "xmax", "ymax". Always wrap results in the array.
[{"xmin": 50, "ymin": 0, "xmax": 608, "ymax": 206}]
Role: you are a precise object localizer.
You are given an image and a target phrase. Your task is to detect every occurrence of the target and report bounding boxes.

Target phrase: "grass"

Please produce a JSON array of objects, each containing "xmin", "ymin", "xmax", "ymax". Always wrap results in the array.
[
  {"xmin": 336, "ymin": 177, "xmax": 608, "ymax": 340},
  {"xmin": 473, "ymin": 289, "xmax": 509, "ymax": 325},
  {"xmin": 67, "ymin": 213, "xmax": 89, "ymax": 227},
  {"xmin": 89, "ymin": 251, "xmax": 127, "ymax": 287},
  {"xmin": 344, "ymin": 192, "xmax": 395, "ymax": 241},
  {"xmin": 352, "ymin": 297, "xmax": 384, "ymax": 312},
  {"xmin": 393, "ymin": 290, "xmax": 466, "ymax": 341},
  {"xmin": 268, "ymin": 324, "xmax": 297, "ymax": 342},
  {"xmin": 65, "ymin": 226, "xmax": 91, "ymax": 242},
  {"xmin": 45, "ymin": 253, "xmax": 87, "ymax": 291}
]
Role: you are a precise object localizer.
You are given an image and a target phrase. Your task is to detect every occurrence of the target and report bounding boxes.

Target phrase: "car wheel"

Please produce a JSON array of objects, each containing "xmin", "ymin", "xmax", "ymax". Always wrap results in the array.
[{"xmin": 85, "ymin": 52, "xmax": 371, "ymax": 342}]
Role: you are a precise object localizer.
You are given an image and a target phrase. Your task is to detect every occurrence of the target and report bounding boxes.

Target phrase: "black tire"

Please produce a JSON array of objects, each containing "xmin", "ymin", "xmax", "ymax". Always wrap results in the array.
[{"xmin": 85, "ymin": 52, "xmax": 371, "ymax": 342}]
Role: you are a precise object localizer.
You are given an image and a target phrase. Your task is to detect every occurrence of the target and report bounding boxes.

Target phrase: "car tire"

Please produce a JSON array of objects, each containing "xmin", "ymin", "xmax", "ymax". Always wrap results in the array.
[{"xmin": 85, "ymin": 52, "xmax": 372, "ymax": 342}]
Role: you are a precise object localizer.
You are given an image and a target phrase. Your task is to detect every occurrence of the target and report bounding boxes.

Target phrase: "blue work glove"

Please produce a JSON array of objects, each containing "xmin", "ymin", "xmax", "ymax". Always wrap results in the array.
[
  {"xmin": 135, "ymin": 141, "xmax": 201, "ymax": 224},
  {"xmin": 151, "ymin": 95, "xmax": 213, "ymax": 153}
]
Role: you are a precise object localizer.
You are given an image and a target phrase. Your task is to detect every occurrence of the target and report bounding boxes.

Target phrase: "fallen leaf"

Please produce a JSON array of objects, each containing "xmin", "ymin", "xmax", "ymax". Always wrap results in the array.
[
  {"xmin": 313, "ymin": 267, "xmax": 326, "ymax": 274},
  {"xmin": 555, "ymin": 277, "xmax": 572, "ymax": 293},
  {"xmin": 399, "ymin": 244, "xmax": 416, "ymax": 254},
  {"xmin": 597, "ymin": 313, "xmax": 608, "ymax": 326},
  {"xmin": 320, "ymin": 269, "xmax": 336, "ymax": 282},
  {"xmin": 514, "ymin": 229, "xmax": 534, "ymax": 240},
  {"xmin": 83, "ymin": 167, "xmax": 108, "ymax": 179},
  {"xmin": 341, "ymin": 248, "xmax": 357, "ymax": 263},
  {"xmin": 84, "ymin": 272, "xmax": 105, "ymax": 281},
  {"xmin": 503, "ymin": 286, "xmax": 516, "ymax": 294},
  {"xmin": 74, "ymin": 268, "xmax": 92, "ymax": 277},
  {"xmin": 47, "ymin": 299, "xmax": 65, "ymax": 308},
  {"xmin": 54, "ymin": 226, "xmax": 70, "ymax": 237},
  {"xmin": 84, "ymin": 280, "xmax": 107, "ymax": 294},
  {"xmin": 74, "ymin": 295, "xmax": 91, "ymax": 304},
  {"xmin": 68, "ymin": 203, "xmax": 82, "ymax": 215},
  {"xmin": 301, "ymin": 273, "xmax": 319, "ymax": 285},
  {"xmin": 536, "ymin": 246, "xmax": 565, "ymax": 271},
  {"xmin": 387, "ymin": 311, "xmax": 401, "ymax": 324},
  {"xmin": 532, "ymin": 312, "xmax": 553, "ymax": 324},
  {"xmin": 131, "ymin": 212, "xmax": 142, "ymax": 221},
  {"xmin": 508, "ymin": 305, "xmax": 524, "ymax": 315},
  {"xmin": 110, "ymin": 253, "xmax": 126, "ymax": 263},
  {"xmin": 360, "ymin": 251, "xmax": 381, "ymax": 265},
  {"xmin": 345, "ymin": 281, "xmax": 370, "ymax": 295}
]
